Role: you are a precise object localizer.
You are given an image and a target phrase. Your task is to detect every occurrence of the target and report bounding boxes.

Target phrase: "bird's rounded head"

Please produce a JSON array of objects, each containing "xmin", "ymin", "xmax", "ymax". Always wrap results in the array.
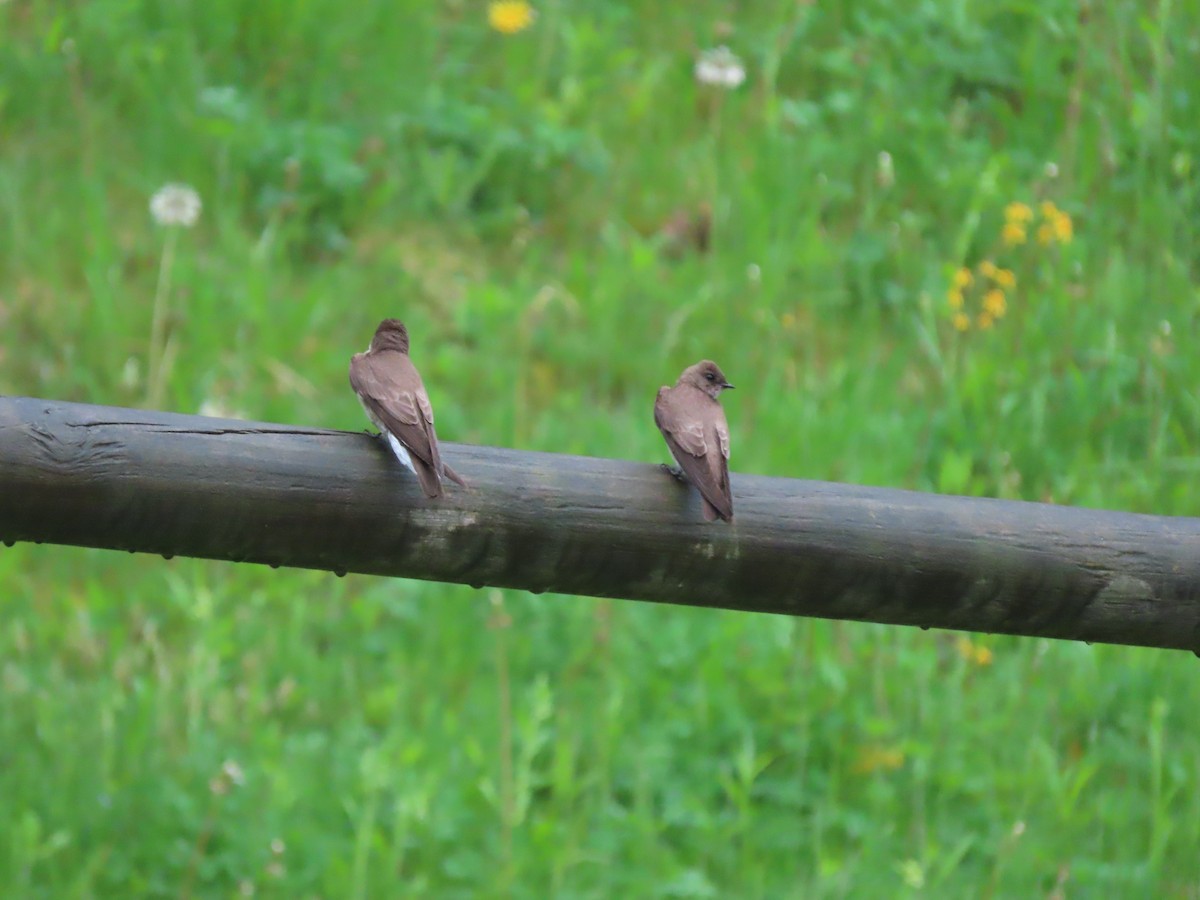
[
  {"xmin": 679, "ymin": 359, "xmax": 734, "ymax": 399},
  {"xmin": 371, "ymin": 319, "xmax": 410, "ymax": 353}
]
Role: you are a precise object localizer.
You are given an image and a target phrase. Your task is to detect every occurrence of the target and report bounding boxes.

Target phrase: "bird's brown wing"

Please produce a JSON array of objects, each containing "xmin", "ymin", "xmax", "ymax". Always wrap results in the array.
[
  {"xmin": 708, "ymin": 414, "xmax": 733, "ymax": 522},
  {"xmin": 349, "ymin": 350, "xmax": 444, "ymax": 497},
  {"xmin": 654, "ymin": 386, "xmax": 734, "ymax": 522}
]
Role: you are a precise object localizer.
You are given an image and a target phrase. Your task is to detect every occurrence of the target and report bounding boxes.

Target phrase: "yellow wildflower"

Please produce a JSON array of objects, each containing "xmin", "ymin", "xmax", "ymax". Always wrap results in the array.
[
  {"xmin": 978, "ymin": 260, "xmax": 997, "ymax": 279},
  {"xmin": 852, "ymin": 744, "xmax": 905, "ymax": 774},
  {"xmin": 488, "ymin": 1, "xmax": 535, "ymax": 34},
  {"xmin": 956, "ymin": 637, "xmax": 994, "ymax": 666},
  {"xmin": 1037, "ymin": 222, "xmax": 1055, "ymax": 246},
  {"xmin": 1004, "ymin": 201, "xmax": 1033, "ymax": 224},
  {"xmin": 1002, "ymin": 222, "xmax": 1026, "ymax": 246},
  {"xmin": 1052, "ymin": 211, "xmax": 1073, "ymax": 243},
  {"xmin": 953, "ymin": 312, "xmax": 970, "ymax": 332},
  {"xmin": 953, "ymin": 267, "xmax": 973, "ymax": 289},
  {"xmin": 1040, "ymin": 200, "xmax": 1060, "ymax": 219},
  {"xmin": 947, "ymin": 288, "xmax": 964, "ymax": 310},
  {"xmin": 983, "ymin": 289, "xmax": 1006, "ymax": 318},
  {"xmin": 994, "ymin": 267, "xmax": 1016, "ymax": 289},
  {"xmin": 977, "ymin": 312, "xmax": 994, "ymax": 330}
]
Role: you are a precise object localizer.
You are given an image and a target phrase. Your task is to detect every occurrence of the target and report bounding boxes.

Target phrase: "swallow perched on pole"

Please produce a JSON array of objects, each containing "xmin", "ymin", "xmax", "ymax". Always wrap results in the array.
[
  {"xmin": 654, "ymin": 360, "xmax": 735, "ymax": 522},
  {"xmin": 349, "ymin": 319, "xmax": 467, "ymax": 498}
]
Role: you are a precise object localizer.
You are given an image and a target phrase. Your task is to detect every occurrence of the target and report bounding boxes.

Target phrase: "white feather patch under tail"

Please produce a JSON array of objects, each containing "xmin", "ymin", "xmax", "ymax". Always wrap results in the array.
[
  {"xmin": 384, "ymin": 430, "xmax": 417, "ymax": 474},
  {"xmin": 357, "ymin": 393, "xmax": 419, "ymax": 475}
]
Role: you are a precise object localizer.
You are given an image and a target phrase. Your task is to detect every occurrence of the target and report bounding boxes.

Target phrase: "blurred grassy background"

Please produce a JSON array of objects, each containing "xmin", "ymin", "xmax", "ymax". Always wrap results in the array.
[{"xmin": 3, "ymin": 0, "xmax": 1200, "ymax": 895}]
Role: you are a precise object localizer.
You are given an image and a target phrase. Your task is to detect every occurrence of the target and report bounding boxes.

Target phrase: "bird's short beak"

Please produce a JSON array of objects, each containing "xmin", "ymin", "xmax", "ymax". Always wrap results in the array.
[{"xmin": 723, "ymin": 382, "xmax": 736, "ymax": 390}]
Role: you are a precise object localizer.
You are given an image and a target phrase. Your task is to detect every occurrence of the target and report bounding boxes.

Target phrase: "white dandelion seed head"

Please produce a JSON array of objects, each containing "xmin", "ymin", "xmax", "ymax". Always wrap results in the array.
[
  {"xmin": 221, "ymin": 759, "xmax": 245, "ymax": 786},
  {"xmin": 150, "ymin": 183, "xmax": 202, "ymax": 228},
  {"xmin": 694, "ymin": 46, "xmax": 746, "ymax": 89}
]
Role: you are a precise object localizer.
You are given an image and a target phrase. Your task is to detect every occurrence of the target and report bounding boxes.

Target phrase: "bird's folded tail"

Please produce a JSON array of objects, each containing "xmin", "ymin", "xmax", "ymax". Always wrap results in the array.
[
  {"xmin": 702, "ymin": 497, "xmax": 732, "ymax": 523},
  {"xmin": 442, "ymin": 462, "xmax": 470, "ymax": 489}
]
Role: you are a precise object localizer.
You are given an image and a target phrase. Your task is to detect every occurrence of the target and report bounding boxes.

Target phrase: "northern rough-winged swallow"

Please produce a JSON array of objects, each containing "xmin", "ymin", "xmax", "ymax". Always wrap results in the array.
[
  {"xmin": 654, "ymin": 360, "xmax": 735, "ymax": 522},
  {"xmin": 349, "ymin": 319, "xmax": 467, "ymax": 498}
]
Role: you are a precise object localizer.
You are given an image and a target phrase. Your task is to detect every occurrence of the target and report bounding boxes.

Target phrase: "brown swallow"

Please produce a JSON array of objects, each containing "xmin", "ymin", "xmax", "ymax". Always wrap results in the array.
[
  {"xmin": 349, "ymin": 319, "xmax": 467, "ymax": 498},
  {"xmin": 654, "ymin": 360, "xmax": 735, "ymax": 522}
]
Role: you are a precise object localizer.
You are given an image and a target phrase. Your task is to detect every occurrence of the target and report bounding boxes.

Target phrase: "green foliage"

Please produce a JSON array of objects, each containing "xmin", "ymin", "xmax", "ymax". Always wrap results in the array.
[{"xmin": 2, "ymin": 0, "xmax": 1200, "ymax": 895}]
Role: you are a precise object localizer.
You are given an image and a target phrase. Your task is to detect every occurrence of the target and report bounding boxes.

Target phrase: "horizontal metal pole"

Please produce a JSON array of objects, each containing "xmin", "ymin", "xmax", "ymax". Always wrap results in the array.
[{"xmin": 2, "ymin": 396, "xmax": 1198, "ymax": 651}]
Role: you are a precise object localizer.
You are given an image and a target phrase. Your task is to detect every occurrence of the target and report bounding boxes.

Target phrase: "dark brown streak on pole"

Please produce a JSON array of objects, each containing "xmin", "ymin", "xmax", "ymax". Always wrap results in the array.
[{"xmin": 2, "ymin": 396, "xmax": 1199, "ymax": 652}]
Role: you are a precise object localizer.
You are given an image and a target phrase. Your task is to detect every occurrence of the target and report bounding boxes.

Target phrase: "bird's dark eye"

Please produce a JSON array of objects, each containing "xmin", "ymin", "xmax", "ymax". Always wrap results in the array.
[{"xmin": 705, "ymin": 372, "xmax": 715, "ymax": 381}]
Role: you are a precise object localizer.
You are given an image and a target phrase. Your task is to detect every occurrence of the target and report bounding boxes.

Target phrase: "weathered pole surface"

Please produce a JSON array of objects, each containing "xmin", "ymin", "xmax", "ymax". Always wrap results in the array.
[{"xmin": 1, "ymin": 395, "xmax": 1198, "ymax": 651}]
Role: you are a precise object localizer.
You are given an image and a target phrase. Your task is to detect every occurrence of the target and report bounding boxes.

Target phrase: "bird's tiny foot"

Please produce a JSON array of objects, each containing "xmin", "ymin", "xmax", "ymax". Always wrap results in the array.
[{"xmin": 660, "ymin": 463, "xmax": 687, "ymax": 483}]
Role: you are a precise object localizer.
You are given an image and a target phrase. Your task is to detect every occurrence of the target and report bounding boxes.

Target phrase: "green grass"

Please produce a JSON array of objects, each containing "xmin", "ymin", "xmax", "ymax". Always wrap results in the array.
[{"xmin": 3, "ymin": 0, "xmax": 1200, "ymax": 895}]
